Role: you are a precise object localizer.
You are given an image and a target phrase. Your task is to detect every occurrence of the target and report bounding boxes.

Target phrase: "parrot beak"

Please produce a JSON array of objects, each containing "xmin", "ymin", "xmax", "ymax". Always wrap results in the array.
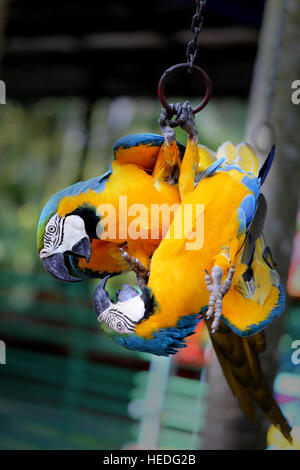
[
  {"xmin": 70, "ymin": 236, "xmax": 91, "ymax": 263},
  {"xmin": 93, "ymin": 275, "xmax": 112, "ymax": 317},
  {"xmin": 40, "ymin": 236, "xmax": 91, "ymax": 282},
  {"xmin": 41, "ymin": 252, "xmax": 82, "ymax": 282}
]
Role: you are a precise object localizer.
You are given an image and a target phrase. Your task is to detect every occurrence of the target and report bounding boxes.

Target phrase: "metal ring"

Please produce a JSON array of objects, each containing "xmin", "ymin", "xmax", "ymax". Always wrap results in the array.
[{"xmin": 158, "ymin": 63, "xmax": 212, "ymax": 115}]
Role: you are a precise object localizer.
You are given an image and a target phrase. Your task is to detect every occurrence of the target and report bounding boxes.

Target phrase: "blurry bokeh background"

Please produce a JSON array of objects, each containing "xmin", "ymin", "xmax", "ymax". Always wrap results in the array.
[{"xmin": 0, "ymin": 0, "xmax": 299, "ymax": 450}]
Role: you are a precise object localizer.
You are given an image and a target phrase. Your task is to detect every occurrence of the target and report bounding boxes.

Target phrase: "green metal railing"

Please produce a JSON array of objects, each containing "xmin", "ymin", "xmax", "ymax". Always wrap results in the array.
[
  {"xmin": 0, "ymin": 270, "xmax": 147, "ymax": 449},
  {"xmin": 0, "ymin": 270, "xmax": 208, "ymax": 450}
]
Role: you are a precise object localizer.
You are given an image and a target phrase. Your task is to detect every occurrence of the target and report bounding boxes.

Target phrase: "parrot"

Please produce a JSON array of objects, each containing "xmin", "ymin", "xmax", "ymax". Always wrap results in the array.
[
  {"xmin": 37, "ymin": 133, "xmax": 184, "ymax": 281},
  {"xmin": 93, "ymin": 119, "xmax": 292, "ymax": 444}
]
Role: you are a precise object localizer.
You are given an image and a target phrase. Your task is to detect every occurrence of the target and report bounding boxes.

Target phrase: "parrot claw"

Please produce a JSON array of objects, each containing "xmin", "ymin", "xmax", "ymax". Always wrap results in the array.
[
  {"xmin": 159, "ymin": 101, "xmax": 198, "ymax": 144},
  {"xmin": 204, "ymin": 265, "xmax": 235, "ymax": 333},
  {"xmin": 175, "ymin": 101, "xmax": 198, "ymax": 141},
  {"xmin": 120, "ymin": 247, "xmax": 150, "ymax": 288},
  {"xmin": 159, "ymin": 106, "xmax": 176, "ymax": 145}
]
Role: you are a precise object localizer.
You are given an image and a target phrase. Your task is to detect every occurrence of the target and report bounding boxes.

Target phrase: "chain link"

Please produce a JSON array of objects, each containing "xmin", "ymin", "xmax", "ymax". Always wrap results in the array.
[
  {"xmin": 186, "ymin": 0, "xmax": 207, "ymax": 72},
  {"xmin": 157, "ymin": 0, "xmax": 211, "ymax": 116}
]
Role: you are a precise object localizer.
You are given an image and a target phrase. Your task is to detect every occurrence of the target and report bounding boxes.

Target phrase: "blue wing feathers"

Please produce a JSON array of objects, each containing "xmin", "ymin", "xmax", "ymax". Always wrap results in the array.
[
  {"xmin": 239, "ymin": 194, "xmax": 256, "ymax": 227},
  {"xmin": 113, "ymin": 133, "xmax": 186, "ymax": 158},
  {"xmin": 113, "ymin": 133, "xmax": 164, "ymax": 153}
]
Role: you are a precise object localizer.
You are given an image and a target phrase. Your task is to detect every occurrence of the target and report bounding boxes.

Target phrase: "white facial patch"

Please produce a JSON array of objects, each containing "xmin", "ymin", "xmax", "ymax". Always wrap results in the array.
[
  {"xmin": 40, "ymin": 214, "xmax": 87, "ymax": 258},
  {"xmin": 98, "ymin": 296, "xmax": 145, "ymax": 334}
]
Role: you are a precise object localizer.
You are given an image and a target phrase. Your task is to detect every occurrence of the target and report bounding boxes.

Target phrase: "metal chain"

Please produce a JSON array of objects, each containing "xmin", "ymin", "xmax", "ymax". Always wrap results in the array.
[
  {"xmin": 157, "ymin": 0, "xmax": 211, "ymax": 135},
  {"xmin": 186, "ymin": 0, "xmax": 208, "ymax": 72}
]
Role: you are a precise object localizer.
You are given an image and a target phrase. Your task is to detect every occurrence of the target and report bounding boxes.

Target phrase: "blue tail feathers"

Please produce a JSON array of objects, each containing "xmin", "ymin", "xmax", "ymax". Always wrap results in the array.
[{"xmin": 258, "ymin": 145, "xmax": 275, "ymax": 186}]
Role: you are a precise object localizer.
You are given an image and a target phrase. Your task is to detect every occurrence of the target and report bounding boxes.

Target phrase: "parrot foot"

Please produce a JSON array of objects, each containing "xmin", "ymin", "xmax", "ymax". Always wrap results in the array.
[
  {"xmin": 120, "ymin": 248, "xmax": 150, "ymax": 288},
  {"xmin": 159, "ymin": 101, "xmax": 198, "ymax": 144},
  {"xmin": 175, "ymin": 101, "xmax": 198, "ymax": 141},
  {"xmin": 204, "ymin": 265, "xmax": 235, "ymax": 333},
  {"xmin": 159, "ymin": 107, "xmax": 176, "ymax": 145}
]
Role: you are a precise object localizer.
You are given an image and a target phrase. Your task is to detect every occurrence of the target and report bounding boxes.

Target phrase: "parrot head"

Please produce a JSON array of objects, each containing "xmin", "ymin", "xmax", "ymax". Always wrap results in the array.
[
  {"xmin": 93, "ymin": 276, "xmax": 201, "ymax": 356},
  {"xmin": 38, "ymin": 211, "xmax": 94, "ymax": 282},
  {"xmin": 37, "ymin": 177, "xmax": 105, "ymax": 282}
]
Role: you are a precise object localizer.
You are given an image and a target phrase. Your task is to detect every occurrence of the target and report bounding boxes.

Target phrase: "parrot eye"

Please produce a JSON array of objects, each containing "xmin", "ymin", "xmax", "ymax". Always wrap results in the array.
[
  {"xmin": 100, "ymin": 308, "xmax": 139, "ymax": 334},
  {"xmin": 42, "ymin": 214, "xmax": 66, "ymax": 252}
]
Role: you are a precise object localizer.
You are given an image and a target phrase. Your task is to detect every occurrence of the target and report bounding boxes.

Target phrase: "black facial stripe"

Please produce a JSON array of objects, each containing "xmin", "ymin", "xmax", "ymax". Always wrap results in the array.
[
  {"xmin": 70, "ymin": 206, "xmax": 99, "ymax": 240},
  {"xmin": 105, "ymin": 313, "xmax": 135, "ymax": 332},
  {"xmin": 58, "ymin": 218, "xmax": 65, "ymax": 247},
  {"xmin": 108, "ymin": 309, "xmax": 136, "ymax": 330},
  {"xmin": 122, "ymin": 325, "xmax": 135, "ymax": 332},
  {"xmin": 114, "ymin": 313, "xmax": 135, "ymax": 329},
  {"xmin": 121, "ymin": 313, "xmax": 139, "ymax": 326},
  {"xmin": 109, "ymin": 309, "xmax": 138, "ymax": 324}
]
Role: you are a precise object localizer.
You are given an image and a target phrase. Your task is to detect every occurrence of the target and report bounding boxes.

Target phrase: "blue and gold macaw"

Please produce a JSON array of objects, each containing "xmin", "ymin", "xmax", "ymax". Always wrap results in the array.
[
  {"xmin": 37, "ymin": 133, "xmax": 184, "ymax": 281},
  {"xmin": 37, "ymin": 103, "xmax": 292, "ymax": 442},
  {"xmin": 93, "ymin": 121, "xmax": 292, "ymax": 442}
]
